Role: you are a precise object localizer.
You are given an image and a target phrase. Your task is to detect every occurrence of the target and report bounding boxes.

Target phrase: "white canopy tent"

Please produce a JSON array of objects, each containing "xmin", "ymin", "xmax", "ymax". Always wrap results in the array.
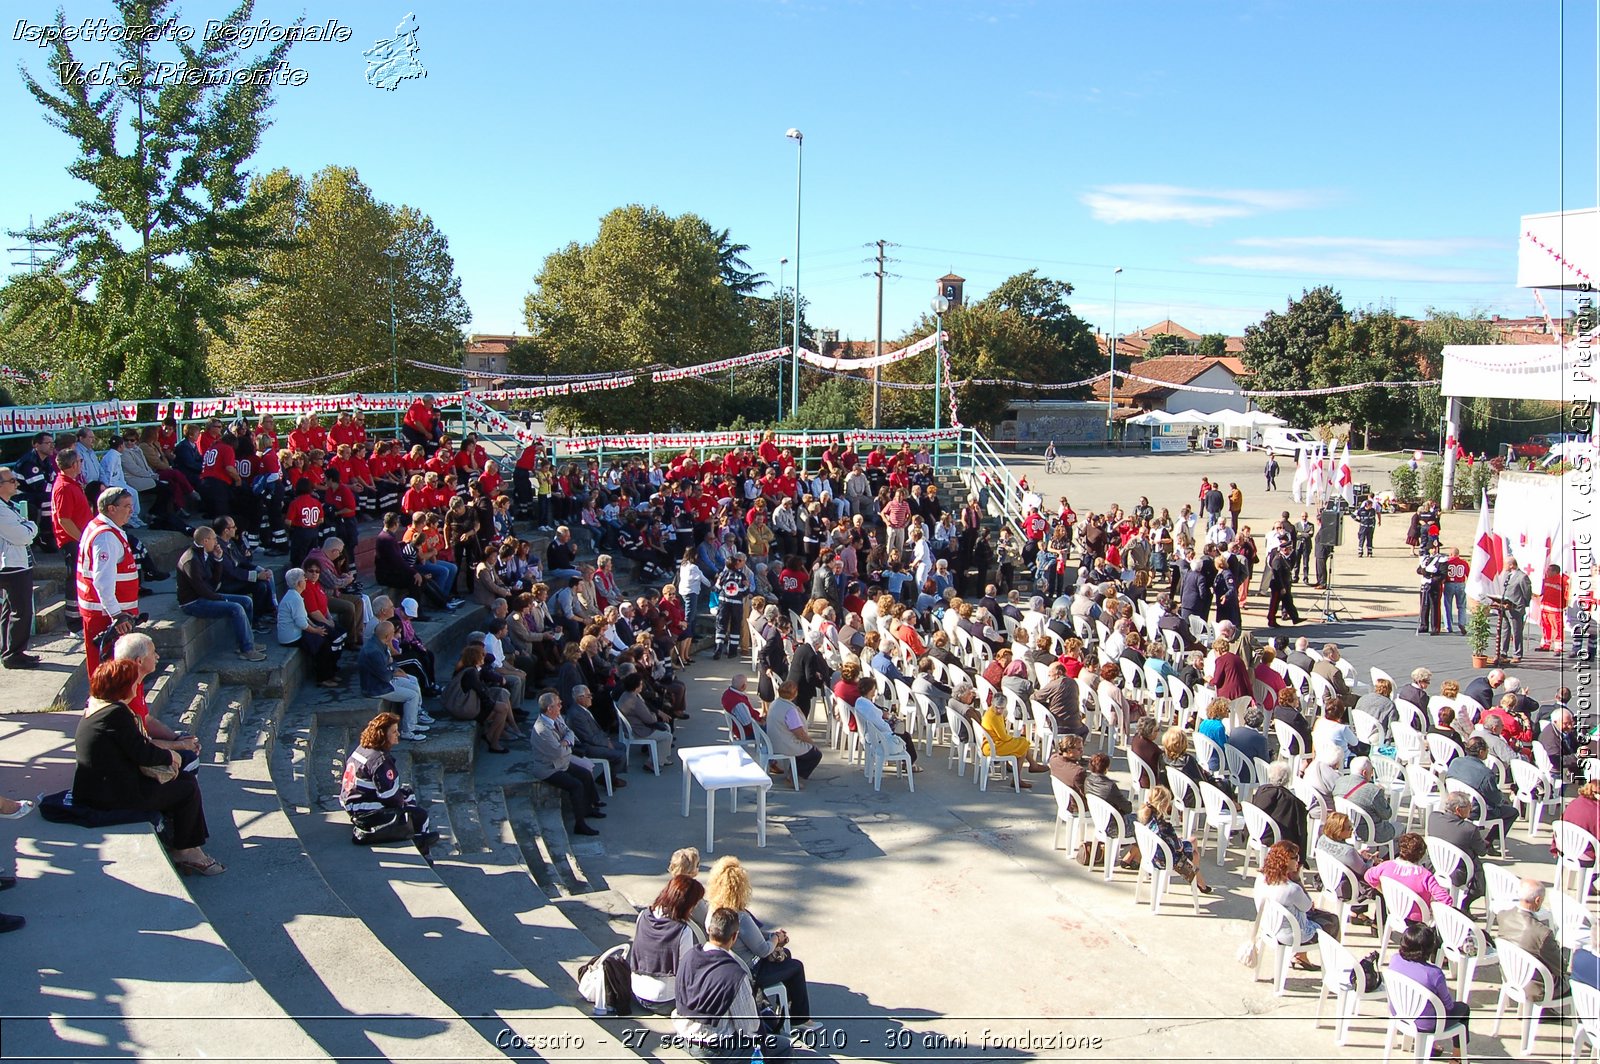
[
  {"xmin": 1126, "ymin": 410, "xmax": 1175, "ymax": 427},
  {"xmin": 1166, "ymin": 409, "xmax": 1217, "ymax": 425}
]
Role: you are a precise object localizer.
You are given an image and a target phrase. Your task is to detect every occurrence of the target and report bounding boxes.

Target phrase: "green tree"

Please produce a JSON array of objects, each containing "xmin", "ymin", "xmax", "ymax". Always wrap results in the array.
[
  {"xmin": 1239, "ymin": 286, "xmax": 1348, "ymax": 426},
  {"xmin": 1317, "ymin": 309, "xmax": 1427, "ymax": 447},
  {"xmin": 880, "ymin": 301, "xmax": 1065, "ymax": 429},
  {"xmin": 1195, "ymin": 333, "xmax": 1229, "ymax": 357},
  {"xmin": 976, "ymin": 269, "xmax": 1101, "ymax": 386},
  {"xmin": 523, "ymin": 205, "xmax": 750, "ymax": 432},
  {"xmin": 209, "ymin": 167, "xmax": 469, "ymax": 394},
  {"xmin": 784, "ymin": 377, "xmax": 867, "ymax": 429},
  {"xmin": 1415, "ymin": 309, "xmax": 1505, "ymax": 444},
  {"xmin": 1141, "ymin": 333, "xmax": 1191, "ymax": 358},
  {"xmin": 5, "ymin": 0, "xmax": 295, "ymax": 398}
]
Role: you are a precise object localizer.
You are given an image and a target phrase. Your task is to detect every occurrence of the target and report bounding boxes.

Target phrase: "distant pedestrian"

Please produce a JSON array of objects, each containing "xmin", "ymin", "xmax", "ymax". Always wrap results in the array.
[{"xmin": 1264, "ymin": 453, "xmax": 1279, "ymax": 491}]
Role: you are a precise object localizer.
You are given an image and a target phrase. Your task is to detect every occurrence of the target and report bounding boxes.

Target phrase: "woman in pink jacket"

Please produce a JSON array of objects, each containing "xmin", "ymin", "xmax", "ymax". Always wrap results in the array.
[{"xmin": 1363, "ymin": 832, "xmax": 1455, "ymax": 922}]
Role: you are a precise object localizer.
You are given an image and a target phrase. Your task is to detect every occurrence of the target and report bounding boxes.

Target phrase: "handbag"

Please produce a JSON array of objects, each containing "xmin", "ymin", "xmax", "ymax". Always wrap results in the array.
[{"xmin": 139, "ymin": 753, "xmax": 180, "ymax": 785}]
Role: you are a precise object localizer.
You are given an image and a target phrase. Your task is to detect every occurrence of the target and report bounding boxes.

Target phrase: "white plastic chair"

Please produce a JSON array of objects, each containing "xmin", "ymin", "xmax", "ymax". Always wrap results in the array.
[
  {"xmin": 1422, "ymin": 835, "xmax": 1477, "ymax": 910},
  {"xmin": 1126, "ymin": 747, "xmax": 1159, "ymax": 805},
  {"xmin": 615, "ymin": 712, "xmax": 661, "ymax": 775},
  {"xmin": 1381, "ymin": 969, "xmax": 1468, "ymax": 1063},
  {"xmin": 1241, "ymin": 803, "xmax": 1282, "ymax": 870},
  {"xmin": 1132, "ymin": 820, "xmax": 1200, "ymax": 914},
  {"xmin": 749, "ymin": 726, "xmax": 800, "ymax": 792},
  {"xmin": 1255, "ymin": 899, "xmax": 1310, "ymax": 996},
  {"xmin": 1484, "ymin": 864, "xmax": 1524, "ymax": 935},
  {"xmin": 1313, "ymin": 929, "xmax": 1386, "ymax": 1046},
  {"xmin": 1049, "ymin": 776, "xmax": 1087, "ymax": 853},
  {"xmin": 1377, "ymin": 877, "xmax": 1433, "ymax": 962},
  {"xmin": 1085, "ymin": 793, "xmax": 1134, "ymax": 882},
  {"xmin": 1401, "ymin": 763, "xmax": 1445, "ymax": 831},
  {"xmin": 1492, "ymin": 939, "xmax": 1573, "ymax": 1057},
  {"xmin": 1425, "ymin": 732, "xmax": 1464, "ymax": 768},
  {"xmin": 1571, "ymin": 981, "xmax": 1600, "ymax": 1064},
  {"xmin": 1510, "ymin": 758, "xmax": 1556, "ymax": 839},
  {"xmin": 1164, "ymin": 767, "xmax": 1205, "ymax": 839},
  {"xmin": 862, "ymin": 724, "xmax": 914, "ymax": 792},
  {"xmin": 945, "ymin": 708, "xmax": 976, "ymax": 777},
  {"xmin": 1352, "ymin": 709, "xmax": 1386, "ymax": 749},
  {"xmin": 1273, "ymin": 719, "xmax": 1311, "ymax": 774},
  {"xmin": 1334, "ymin": 796, "xmax": 1397, "ymax": 860},
  {"xmin": 720, "ymin": 710, "xmax": 759, "ymax": 751},
  {"xmin": 1370, "ymin": 666, "xmax": 1395, "ymax": 691},
  {"xmin": 1312, "ymin": 848, "xmax": 1369, "ymax": 941},
  {"xmin": 833, "ymin": 698, "xmax": 864, "ymax": 765},
  {"xmin": 1455, "ymin": 780, "xmax": 1509, "ymax": 857},
  {"xmin": 1432, "ymin": 900, "xmax": 1497, "ymax": 1002},
  {"xmin": 1194, "ymin": 732, "xmax": 1229, "ymax": 778},
  {"xmin": 1555, "ymin": 821, "xmax": 1600, "ymax": 902},
  {"xmin": 1030, "ymin": 701, "xmax": 1060, "ymax": 763},
  {"xmin": 1198, "ymin": 779, "xmax": 1242, "ymax": 867}
]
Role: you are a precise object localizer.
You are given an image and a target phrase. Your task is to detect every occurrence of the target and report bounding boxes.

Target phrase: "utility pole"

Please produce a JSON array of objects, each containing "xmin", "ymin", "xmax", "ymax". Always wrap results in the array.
[{"xmin": 872, "ymin": 239, "xmax": 886, "ymax": 428}]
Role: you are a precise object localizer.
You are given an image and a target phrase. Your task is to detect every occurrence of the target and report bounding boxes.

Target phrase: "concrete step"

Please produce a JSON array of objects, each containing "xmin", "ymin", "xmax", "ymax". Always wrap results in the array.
[
  {"xmin": 430, "ymin": 793, "xmax": 645, "ymax": 1005},
  {"xmin": 197, "ymin": 689, "xmax": 512, "ymax": 1061},
  {"xmin": 408, "ymin": 757, "xmax": 457, "ymax": 857},
  {"xmin": 2, "ymin": 629, "xmax": 89, "ymax": 714},
  {"xmin": 501, "ymin": 783, "xmax": 565, "ymax": 900},
  {"xmin": 0, "ymin": 822, "xmax": 331, "ymax": 1062},
  {"xmin": 297, "ymin": 804, "xmax": 594, "ymax": 1056},
  {"xmin": 305, "ymin": 714, "xmax": 350, "ymax": 814}
]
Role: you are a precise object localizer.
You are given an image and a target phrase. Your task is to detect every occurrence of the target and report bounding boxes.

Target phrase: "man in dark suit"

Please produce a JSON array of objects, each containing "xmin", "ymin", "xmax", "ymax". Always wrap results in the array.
[
  {"xmin": 1284, "ymin": 636, "xmax": 1316, "ymax": 674},
  {"xmin": 1179, "ymin": 563, "xmax": 1206, "ymax": 623},
  {"xmin": 1463, "ymin": 669, "xmax": 1504, "ymax": 713},
  {"xmin": 1156, "ymin": 593, "xmax": 1200, "ymax": 652},
  {"xmin": 1428, "ymin": 791, "xmax": 1490, "ymax": 913},
  {"xmin": 1540, "ymin": 708, "xmax": 1589, "ymax": 778},
  {"xmin": 1250, "ymin": 760, "xmax": 1309, "ymax": 856},
  {"xmin": 1498, "ymin": 879, "xmax": 1570, "ymax": 1002},
  {"xmin": 978, "ymin": 586, "xmax": 1003, "ymax": 622}
]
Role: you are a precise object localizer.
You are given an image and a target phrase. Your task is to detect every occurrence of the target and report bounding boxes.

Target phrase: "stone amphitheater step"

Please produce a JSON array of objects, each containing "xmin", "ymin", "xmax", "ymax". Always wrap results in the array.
[
  {"xmin": 275, "ymin": 714, "xmax": 646, "ymax": 1059},
  {"xmin": 0, "ymin": 821, "xmax": 332, "ymax": 1061},
  {"xmin": 186, "ymin": 684, "xmax": 517, "ymax": 1061}
]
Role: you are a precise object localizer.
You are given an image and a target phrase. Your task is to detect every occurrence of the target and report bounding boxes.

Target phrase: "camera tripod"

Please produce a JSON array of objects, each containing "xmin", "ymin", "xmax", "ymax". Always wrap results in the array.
[{"xmin": 1318, "ymin": 550, "xmax": 1353, "ymax": 623}]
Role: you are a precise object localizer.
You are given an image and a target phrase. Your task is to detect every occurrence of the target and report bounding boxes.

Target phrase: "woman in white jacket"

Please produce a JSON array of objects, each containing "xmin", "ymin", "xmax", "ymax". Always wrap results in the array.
[
  {"xmin": 676, "ymin": 549, "xmax": 712, "ymax": 642},
  {"xmin": 99, "ymin": 436, "xmax": 143, "ymax": 528}
]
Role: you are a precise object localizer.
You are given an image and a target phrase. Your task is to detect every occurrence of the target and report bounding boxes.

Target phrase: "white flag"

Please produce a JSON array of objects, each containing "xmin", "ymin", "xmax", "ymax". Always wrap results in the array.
[
  {"xmin": 1291, "ymin": 447, "xmax": 1309, "ymax": 502},
  {"xmin": 1465, "ymin": 489, "xmax": 1502, "ymax": 601},
  {"xmin": 1337, "ymin": 440, "xmax": 1355, "ymax": 505}
]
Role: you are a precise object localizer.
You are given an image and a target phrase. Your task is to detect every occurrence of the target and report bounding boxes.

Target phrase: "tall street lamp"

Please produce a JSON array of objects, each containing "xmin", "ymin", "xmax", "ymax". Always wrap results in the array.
[
  {"xmin": 776, "ymin": 256, "xmax": 787, "ymax": 422},
  {"xmin": 932, "ymin": 294, "xmax": 950, "ymax": 467},
  {"xmin": 786, "ymin": 128, "xmax": 803, "ymax": 420},
  {"xmin": 1107, "ymin": 266, "xmax": 1123, "ymax": 443}
]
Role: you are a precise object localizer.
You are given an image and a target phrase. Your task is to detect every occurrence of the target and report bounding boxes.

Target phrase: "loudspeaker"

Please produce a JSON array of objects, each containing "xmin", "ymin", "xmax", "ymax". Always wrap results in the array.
[{"xmin": 1315, "ymin": 507, "xmax": 1342, "ymax": 549}]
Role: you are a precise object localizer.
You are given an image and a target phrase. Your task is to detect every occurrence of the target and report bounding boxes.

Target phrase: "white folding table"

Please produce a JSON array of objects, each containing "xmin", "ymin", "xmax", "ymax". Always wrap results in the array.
[{"xmin": 679, "ymin": 745, "xmax": 774, "ymax": 853}]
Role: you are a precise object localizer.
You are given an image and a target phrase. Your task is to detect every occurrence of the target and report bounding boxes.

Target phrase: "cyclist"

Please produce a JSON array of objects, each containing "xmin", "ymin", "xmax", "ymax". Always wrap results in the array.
[{"xmin": 1043, "ymin": 440, "xmax": 1058, "ymax": 474}]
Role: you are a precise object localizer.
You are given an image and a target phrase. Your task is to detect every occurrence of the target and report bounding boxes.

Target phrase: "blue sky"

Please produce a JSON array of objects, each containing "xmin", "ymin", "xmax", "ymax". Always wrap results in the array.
[{"xmin": 2, "ymin": 0, "xmax": 1597, "ymax": 350}]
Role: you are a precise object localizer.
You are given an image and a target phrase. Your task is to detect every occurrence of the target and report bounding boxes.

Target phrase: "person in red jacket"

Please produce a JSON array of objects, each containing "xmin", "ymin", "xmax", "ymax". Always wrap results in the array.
[
  {"xmin": 285, "ymin": 478, "xmax": 326, "ymax": 567},
  {"xmin": 1539, "ymin": 563, "xmax": 1570, "ymax": 653},
  {"xmin": 402, "ymin": 395, "xmax": 442, "ymax": 453}
]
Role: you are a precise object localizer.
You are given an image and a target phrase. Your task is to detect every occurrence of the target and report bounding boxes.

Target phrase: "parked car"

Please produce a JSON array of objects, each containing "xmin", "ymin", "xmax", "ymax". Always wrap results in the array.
[{"xmin": 1258, "ymin": 426, "xmax": 1317, "ymax": 454}]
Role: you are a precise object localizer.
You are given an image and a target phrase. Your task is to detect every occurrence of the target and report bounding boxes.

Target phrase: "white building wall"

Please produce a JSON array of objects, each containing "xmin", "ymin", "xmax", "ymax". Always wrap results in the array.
[{"xmin": 1164, "ymin": 365, "xmax": 1244, "ymax": 415}]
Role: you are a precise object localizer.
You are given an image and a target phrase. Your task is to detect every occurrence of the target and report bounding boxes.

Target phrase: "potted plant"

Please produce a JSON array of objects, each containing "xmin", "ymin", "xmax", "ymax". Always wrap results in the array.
[{"xmin": 1465, "ymin": 603, "xmax": 1492, "ymax": 668}]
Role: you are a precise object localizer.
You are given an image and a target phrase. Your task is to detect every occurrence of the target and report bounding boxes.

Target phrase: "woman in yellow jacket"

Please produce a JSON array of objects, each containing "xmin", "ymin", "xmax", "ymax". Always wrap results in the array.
[{"xmin": 961, "ymin": 682, "xmax": 1049, "ymax": 778}]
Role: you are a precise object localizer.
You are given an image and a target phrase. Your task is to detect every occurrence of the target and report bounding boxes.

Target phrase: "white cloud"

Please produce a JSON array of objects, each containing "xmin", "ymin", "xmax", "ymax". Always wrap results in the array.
[{"xmin": 1081, "ymin": 184, "xmax": 1325, "ymax": 225}]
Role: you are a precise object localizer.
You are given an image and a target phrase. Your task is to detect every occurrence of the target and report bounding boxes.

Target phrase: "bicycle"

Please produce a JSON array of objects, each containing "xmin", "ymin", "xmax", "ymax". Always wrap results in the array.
[{"xmin": 1045, "ymin": 455, "xmax": 1070, "ymax": 476}]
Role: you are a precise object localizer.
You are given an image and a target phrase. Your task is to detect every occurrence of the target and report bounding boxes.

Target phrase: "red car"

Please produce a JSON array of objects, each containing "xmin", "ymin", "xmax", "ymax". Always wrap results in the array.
[{"xmin": 1511, "ymin": 434, "xmax": 1552, "ymax": 459}]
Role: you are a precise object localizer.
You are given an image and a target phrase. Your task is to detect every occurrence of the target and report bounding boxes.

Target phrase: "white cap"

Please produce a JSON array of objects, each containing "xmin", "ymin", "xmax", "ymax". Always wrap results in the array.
[{"xmin": 400, "ymin": 597, "xmax": 420, "ymax": 618}]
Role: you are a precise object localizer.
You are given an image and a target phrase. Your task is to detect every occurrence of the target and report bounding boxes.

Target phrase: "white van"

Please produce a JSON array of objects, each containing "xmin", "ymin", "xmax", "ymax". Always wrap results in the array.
[{"xmin": 1258, "ymin": 426, "xmax": 1317, "ymax": 454}]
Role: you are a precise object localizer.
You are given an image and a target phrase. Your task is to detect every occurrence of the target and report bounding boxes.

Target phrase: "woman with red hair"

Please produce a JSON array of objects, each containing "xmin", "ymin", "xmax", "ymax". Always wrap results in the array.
[{"xmin": 74, "ymin": 659, "xmax": 221, "ymax": 876}]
